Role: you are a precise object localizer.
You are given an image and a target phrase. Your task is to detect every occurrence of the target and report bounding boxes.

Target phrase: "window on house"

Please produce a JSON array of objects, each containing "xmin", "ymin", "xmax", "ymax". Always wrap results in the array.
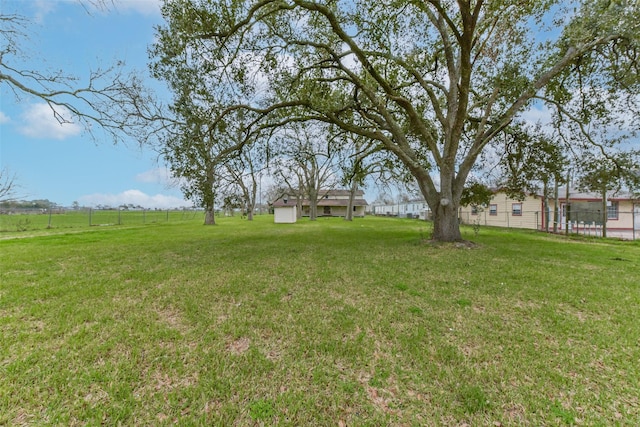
[
  {"xmin": 607, "ymin": 201, "xmax": 619, "ymax": 220},
  {"xmin": 489, "ymin": 204, "xmax": 497, "ymax": 216},
  {"xmin": 353, "ymin": 206, "xmax": 357, "ymax": 212},
  {"xmin": 512, "ymin": 203, "xmax": 523, "ymax": 216},
  {"xmin": 471, "ymin": 206, "xmax": 478, "ymax": 215}
]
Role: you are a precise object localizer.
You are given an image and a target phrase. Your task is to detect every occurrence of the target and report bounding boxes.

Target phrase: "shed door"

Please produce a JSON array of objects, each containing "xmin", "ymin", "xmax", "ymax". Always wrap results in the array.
[{"xmin": 635, "ymin": 204, "xmax": 640, "ymax": 230}]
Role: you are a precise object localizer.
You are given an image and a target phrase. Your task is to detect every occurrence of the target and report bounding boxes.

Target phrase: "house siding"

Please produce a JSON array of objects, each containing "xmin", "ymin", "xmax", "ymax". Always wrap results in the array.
[
  {"xmin": 273, "ymin": 189, "xmax": 367, "ymax": 218},
  {"xmin": 459, "ymin": 190, "xmax": 638, "ymax": 239},
  {"xmin": 460, "ymin": 193, "xmax": 542, "ymax": 230},
  {"xmin": 556, "ymin": 198, "xmax": 636, "ymax": 231}
]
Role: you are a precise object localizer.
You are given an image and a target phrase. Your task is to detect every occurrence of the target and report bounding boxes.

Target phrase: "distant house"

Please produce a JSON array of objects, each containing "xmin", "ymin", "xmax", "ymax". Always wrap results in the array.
[
  {"xmin": 459, "ymin": 189, "xmax": 640, "ymax": 239},
  {"xmin": 272, "ymin": 189, "xmax": 368, "ymax": 218},
  {"xmin": 459, "ymin": 191, "xmax": 544, "ymax": 230},
  {"xmin": 371, "ymin": 199, "xmax": 430, "ymax": 219},
  {"xmin": 555, "ymin": 189, "xmax": 638, "ymax": 236}
]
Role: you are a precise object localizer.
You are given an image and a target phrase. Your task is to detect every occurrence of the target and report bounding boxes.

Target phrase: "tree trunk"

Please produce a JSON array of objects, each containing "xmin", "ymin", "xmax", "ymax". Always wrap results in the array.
[
  {"xmin": 553, "ymin": 181, "xmax": 559, "ymax": 233},
  {"xmin": 543, "ymin": 196, "xmax": 549, "ymax": 232},
  {"xmin": 431, "ymin": 204, "xmax": 462, "ymax": 242},
  {"xmin": 308, "ymin": 189, "xmax": 318, "ymax": 221},
  {"xmin": 344, "ymin": 182, "xmax": 357, "ymax": 221},
  {"xmin": 240, "ymin": 184, "xmax": 255, "ymax": 221},
  {"xmin": 309, "ymin": 202, "xmax": 318, "ymax": 220},
  {"xmin": 602, "ymin": 188, "xmax": 607, "ymax": 238},
  {"xmin": 542, "ymin": 181, "xmax": 549, "ymax": 232},
  {"xmin": 204, "ymin": 208, "xmax": 216, "ymax": 225},
  {"xmin": 565, "ymin": 172, "xmax": 571, "ymax": 236},
  {"xmin": 247, "ymin": 187, "xmax": 256, "ymax": 221},
  {"xmin": 411, "ymin": 168, "xmax": 463, "ymax": 242}
]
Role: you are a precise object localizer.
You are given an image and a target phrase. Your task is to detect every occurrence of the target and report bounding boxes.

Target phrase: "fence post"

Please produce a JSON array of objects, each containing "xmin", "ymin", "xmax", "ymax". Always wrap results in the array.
[
  {"xmin": 89, "ymin": 208, "xmax": 92, "ymax": 226},
  {"xmin": 118, "ymin": 208, "xmax": 122, "ymax": 225},
  {"xmin": 48, "ymin": 207, "xmax": 53, "ymax": 228}
]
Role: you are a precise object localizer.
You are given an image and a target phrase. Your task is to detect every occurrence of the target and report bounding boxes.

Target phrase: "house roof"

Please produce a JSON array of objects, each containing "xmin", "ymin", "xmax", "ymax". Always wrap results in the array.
[
  {"xmin": 561, "ymin": 189, "xmax": 638, "ymax": 201},
  {"xmin": 490, "ymin": 188, "xmax": 638, "ymax": 201},
  {"xmin": 319, "ymin": 189, "xmax": 365, "ymax": 197},
  {"xmin": 317, "ymin": 198, "xmax": 368, "ymax": 207},
  {"xmin": 489, "ymin": 187, "xmax": 544, "ymax": 197},
  {"xmin": 272, "ymin": 188, "xmax": 368, "ymax": 207},
  {"xmin": 276, "ymin": 189, "xmax": 365, "ymax": 198},
  {"xmin": 272, "ymin": 198, "xmax": 368, "ymax": 207}
]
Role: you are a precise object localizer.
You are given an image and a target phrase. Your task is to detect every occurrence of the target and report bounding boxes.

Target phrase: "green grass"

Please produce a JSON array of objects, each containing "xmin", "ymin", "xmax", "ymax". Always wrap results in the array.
[
  {"xmin": 0, "ymin": 209, "xmax": 202, "ymax": 232},
  {"xmin": 1, "ymin": 216, "xmax": 639, "ymax": 425}
]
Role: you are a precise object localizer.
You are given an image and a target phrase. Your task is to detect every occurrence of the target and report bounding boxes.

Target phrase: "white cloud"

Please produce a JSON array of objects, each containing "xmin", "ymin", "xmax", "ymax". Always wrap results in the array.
[
  {"xmin": 339, "ymin": 42, "xmax": 361, "ymax": 73},
  {"xmin": 111, "ymin": 0, "xmax": 162, "ymax": 16},
  {"xmin": 78, "ymin": 189, "xmax": 190, "ymax": 209},
  {"xmin": 27, "ymin": 0, "xmax": 161, "ymax": 21},
  {"xmin": 135, "ymin": 167, "xmax": 179, "ymax": 186},
  {"xmin": 33, "ymin": 0, "xmax": 57, "ymax": 23},
  {"xmin": 0, "ymin": 111, "xmax": 10, "ymax": 124},
  {"xmin": 18, "ymin": 103, "xmax": 82, "ymax": 140},
  {"xmin": 519, "ymin": 103, "xmax": 554, "ymax": 127}
]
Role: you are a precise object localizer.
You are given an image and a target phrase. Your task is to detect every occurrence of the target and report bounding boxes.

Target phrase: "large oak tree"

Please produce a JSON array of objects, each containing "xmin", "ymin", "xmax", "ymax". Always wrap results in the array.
[{"xmin": 152, "ymin": 0, "xmax": 639, "ymax": 241}]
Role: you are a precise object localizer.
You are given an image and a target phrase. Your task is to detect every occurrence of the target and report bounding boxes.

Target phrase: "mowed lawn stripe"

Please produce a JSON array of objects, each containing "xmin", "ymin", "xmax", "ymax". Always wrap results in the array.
[{"xmin": 1, "ymin": 216, "xmax": 639, "ymax": 425}]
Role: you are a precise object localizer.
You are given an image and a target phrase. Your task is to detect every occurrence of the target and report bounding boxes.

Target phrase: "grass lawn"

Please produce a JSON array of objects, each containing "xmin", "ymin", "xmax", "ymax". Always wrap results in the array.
[
  {"xmin": 0, "ymin": 209, "xmax": 201, "ymax": 232},
  {"xmin": 1, "ymin": 216, "xmax": 639, "ymax": 425}
]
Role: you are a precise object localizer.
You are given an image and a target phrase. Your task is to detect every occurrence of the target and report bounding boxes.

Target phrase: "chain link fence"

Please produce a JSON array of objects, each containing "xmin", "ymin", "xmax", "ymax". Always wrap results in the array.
[
  {"xmin": 0, "ymin": 208, "xmax": 204, "ymax": 232},
  {"xmin": 459, "ymin": 209, "xmax": 639, "ymax": 240}
]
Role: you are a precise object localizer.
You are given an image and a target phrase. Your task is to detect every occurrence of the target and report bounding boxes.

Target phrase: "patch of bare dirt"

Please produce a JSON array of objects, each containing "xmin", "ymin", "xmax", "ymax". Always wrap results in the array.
[
  {"xmin": 226, "ymin": 337, "xmax": 250, "ymax": 355},
  {"xmin": 155, "ymin": 305, "xmax": 189, "ymax": 333}
]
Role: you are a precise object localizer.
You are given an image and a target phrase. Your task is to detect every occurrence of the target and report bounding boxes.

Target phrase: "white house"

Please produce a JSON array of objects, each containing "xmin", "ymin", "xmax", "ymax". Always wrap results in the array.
[
  {"xmin": 272, "ymin": 189, "xmax": 368, "ymax": 218},
  {"xmin": 371, "ymin": 199, "xmax": 430, "ymax": 219}
]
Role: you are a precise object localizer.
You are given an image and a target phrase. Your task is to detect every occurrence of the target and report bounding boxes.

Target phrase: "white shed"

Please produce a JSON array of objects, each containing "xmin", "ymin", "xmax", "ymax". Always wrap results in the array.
[{"xmin": 274, "ymin": 205, "xmax": 297, "ymax": 223}]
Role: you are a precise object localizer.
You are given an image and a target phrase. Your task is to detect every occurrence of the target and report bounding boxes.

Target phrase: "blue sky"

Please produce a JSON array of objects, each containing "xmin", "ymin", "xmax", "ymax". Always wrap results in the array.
[{"xmin": 0, "ymin": 0, "xmax": 190, "ymax": 208}]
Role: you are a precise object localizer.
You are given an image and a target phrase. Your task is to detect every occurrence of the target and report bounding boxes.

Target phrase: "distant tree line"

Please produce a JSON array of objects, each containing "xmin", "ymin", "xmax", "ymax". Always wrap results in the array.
[{"xmin": 0, "ymin": 199, "xmax": 55, "ymax": 210}]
